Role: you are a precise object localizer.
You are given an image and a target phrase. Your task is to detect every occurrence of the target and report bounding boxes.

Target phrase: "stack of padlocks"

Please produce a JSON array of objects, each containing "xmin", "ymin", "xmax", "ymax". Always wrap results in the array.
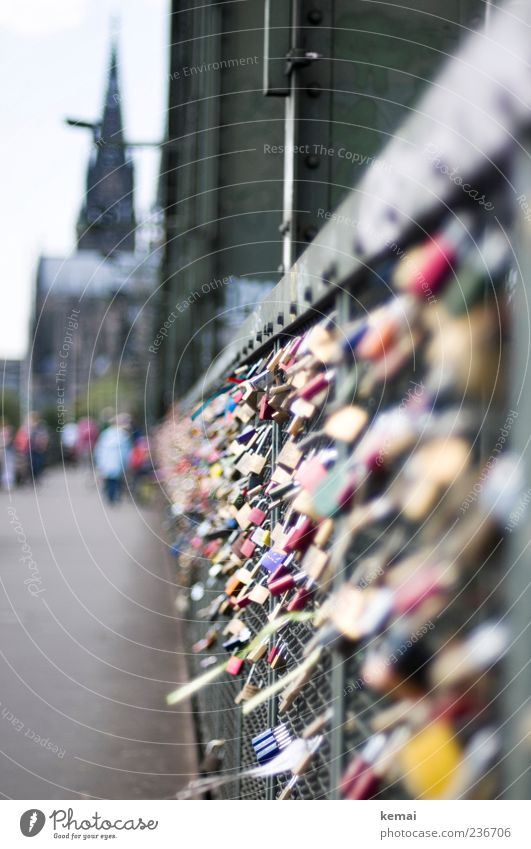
[{"xmin": 157, "ymin": 212, "xmax": 519, "ymax": 800}]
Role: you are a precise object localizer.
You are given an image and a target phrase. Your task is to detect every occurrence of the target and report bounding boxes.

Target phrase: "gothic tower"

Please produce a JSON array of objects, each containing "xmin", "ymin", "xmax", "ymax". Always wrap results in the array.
[{"xmin": 77, "ymin": 40, "xmax": 136, "ymax": 255}]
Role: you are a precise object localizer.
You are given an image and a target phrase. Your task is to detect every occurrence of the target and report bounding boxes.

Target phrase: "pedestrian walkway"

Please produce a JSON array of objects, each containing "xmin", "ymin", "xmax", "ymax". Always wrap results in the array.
[{"xmin": 0, "ymin": 467, "xmax": 196, "ymax": 799}]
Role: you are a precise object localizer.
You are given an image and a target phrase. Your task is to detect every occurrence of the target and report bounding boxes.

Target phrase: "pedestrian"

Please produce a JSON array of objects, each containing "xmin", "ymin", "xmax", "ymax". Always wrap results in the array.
[
  {"xmin": 0, "ymin": 419, "xmax": 15, "ymax": 489},
  {"xmin": 128, "ymin": 434, "xmax": 152, "ymax": 502},
  {"xmin": 29, "ymin": 417, "xmax": 50, "ymax": 482},
  {"xmin": 94, "ymin": 414, "xmax": 132, "ymax": 504},
  {"xmin": 61, "ymin": 421, "xmax": 79, "ymax": 464},
  {"xmin": 14, "ymin": 417, "xmax": 31, "ymax": 484}
]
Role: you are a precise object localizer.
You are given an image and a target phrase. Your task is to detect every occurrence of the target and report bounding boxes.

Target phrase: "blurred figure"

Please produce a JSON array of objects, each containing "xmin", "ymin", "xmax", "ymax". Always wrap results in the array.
[
  {"xmin": 99, "ymin": 407, "xmax": 114, "ymax": 434},
  {"xmin": 30, "ymin": 417, "xmax": 50, "ymax": 481},
  {"xmin": 14, "ymin": 417, "xmax": 31, "ymax": 483},
  {"xmin": 76, "ymin": 416, "xmax": 99, "ymax": 465},
  {"xmin": 128, "ymin": 435, "xmax": 153, "ymax": 502},
  {"xmin": 94, "ymin": 414, "xmax": 132, "ymax": 504},
  {"xmin": 0, "ymin": 419, "xmax": 15, "ymax": 489},
  {"xmin": 61, "ymin": 421, "xmax": 79, "ymax": 464}
]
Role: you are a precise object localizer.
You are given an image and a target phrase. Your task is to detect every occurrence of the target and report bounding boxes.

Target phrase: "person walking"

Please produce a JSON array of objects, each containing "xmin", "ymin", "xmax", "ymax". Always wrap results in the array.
[
  {"xmin": 76, "ymin": 416, "xmax": 99, "ymax": 465},
  {"xmin": 0, "ymin": 419, "xmax": 15, "ymax": 489},
  {"xmin": 94, "ymin": 414, "xmax": 132, "ymax": 504},
  {"xmin": 61, "ymin": 420, "xmax": 79, "ymax": 464},
  {"xmin": 29, "ymin": 417, "xmax": 50, "ymax": 482}
]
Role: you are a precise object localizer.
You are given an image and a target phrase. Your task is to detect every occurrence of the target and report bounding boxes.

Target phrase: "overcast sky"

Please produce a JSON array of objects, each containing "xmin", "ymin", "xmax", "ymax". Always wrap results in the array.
[{"xmin": 0, "ymin": 0, "xmax": 169, "ymax": 359}]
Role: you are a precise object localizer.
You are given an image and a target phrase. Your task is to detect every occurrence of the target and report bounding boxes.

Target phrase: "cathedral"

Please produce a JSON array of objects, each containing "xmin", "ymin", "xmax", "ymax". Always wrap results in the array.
[
  {"xmin": 31, "ymin": 38, "xmax": 157, "ymax": 421},
  {"xmin": 76, "ymin": 42, "xmax": 136, "ymax": 256}
]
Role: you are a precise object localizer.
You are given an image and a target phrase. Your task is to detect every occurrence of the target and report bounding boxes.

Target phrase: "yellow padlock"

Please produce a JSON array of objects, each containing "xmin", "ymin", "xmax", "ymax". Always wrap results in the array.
[{"xmin": 399, "ymin": 719, "xmax": 462, "ymax": 799}]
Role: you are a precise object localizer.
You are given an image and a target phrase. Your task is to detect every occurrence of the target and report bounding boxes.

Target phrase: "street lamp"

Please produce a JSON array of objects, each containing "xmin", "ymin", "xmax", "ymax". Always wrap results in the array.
[{"xmin": 64, "ymin": 117, "xmax": 163, "ymax": 149}]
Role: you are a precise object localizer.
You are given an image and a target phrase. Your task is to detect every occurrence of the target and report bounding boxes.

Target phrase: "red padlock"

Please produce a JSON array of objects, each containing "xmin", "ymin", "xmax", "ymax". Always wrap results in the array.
[
  {"xmin": 226, "ymin": 656, "xmax": 245, "ymax": 676},
  {"xmin": 286, "ymin": 586, "xmax": 313, "ymax": 612},
  {"xmin": 240, "ymin": 538, "xmax": 257, "ymax": 558},
  {"xmin": 284, "ymin": 517, "xmax": 316, "ymax": 553},
  {"xmin": 268, "ymin": 573, "xmax": 296, "ymax": 596},
  {"xmin": 259, "ymin": 395, "xmax": 274, "ymax": 420},
  {"xmin": 248, "ymin": 506, "xmax": 267, "ymax": 526},
  {"xmin": 299, "ymin": 372, "xmax": 332, "ymax": 401}
]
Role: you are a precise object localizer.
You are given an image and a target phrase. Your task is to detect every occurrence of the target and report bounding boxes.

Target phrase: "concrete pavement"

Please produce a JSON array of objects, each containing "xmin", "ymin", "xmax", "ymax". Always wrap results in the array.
[{"xmin": 0, "ymin": 467, "xmax": 197, "ymax": 799}]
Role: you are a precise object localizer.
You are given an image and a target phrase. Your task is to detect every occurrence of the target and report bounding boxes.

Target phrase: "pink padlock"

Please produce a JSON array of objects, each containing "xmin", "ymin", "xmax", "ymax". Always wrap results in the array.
[{"xmin": 226, "ymin": 656, "xmax": 245, "ymax": 676}]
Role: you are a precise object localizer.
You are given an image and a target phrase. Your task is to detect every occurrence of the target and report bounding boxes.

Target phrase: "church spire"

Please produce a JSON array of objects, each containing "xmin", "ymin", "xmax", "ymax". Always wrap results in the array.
[{"xmin": 77, "ymin": 35, "xmax": 136, "ymax": 255}]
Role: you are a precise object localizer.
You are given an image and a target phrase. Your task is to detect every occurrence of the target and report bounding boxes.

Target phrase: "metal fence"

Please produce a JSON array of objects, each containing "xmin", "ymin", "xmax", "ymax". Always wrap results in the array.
[{"xmin": 162, "ymin": 1, "xmax": 531, "ymax": 801}]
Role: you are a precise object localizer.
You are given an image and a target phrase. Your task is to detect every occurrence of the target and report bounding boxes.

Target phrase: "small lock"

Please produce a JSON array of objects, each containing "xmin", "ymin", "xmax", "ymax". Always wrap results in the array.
[
  {"xmin": 340, "ymin": 734, "xmax": 387, "ymax": 800},
  {"xmin": 247, "ymin": 583, "xmax": 271, "ymax": 606},
  {"xmin": 192, "ymin": 628, "xmax": 218, "ymax": 653},
  {"xmin": 252, "ymin": 724, "xmax": 292, "ymax": 763},
  {"xmin": 259, "ymin": 549, "xmax": 287, "ymax": 574},
  {"xmin": 268, "ymin": 573, "xmax": 297, "ymax": 596},
  {"xmin": 284, "ymin": 516, "xmax": 316, "ymax": 553},
  {"xmin": 287, "ymin": 415, "xmax": 305, "ymax": 437},
  {"xmin": 399, "ymin": 720, "xmax": 462, "ymax": 799},
  {"xmin": 251, "ymin": 527, "xmax": 270, "ymax": 546},
  {"xmin": 222, "ymin": 629, "xmax": 251, "ymax": 653},
  {"xmin": 268, "ymin": 641, "xmax": 287, "ymax": 670},
  {"xmin": 277, "ymin": 439, "xmax": 303, "ymax": 470},
  {"xmin": 235, "ymin": 502, "xmax": 253, "ymax": 530},
  {"xmin": 248, "ymin": 500, "xmax": 268, "ymax": 526},
  {"xmin": 258, "ymin": 395, "xmax": 274, "ymax": 420},
  {"xmin": 234, "ymin": 682, "xmax": 260, "ymax": 704},
  {"xmin": 225, "ymin": 572, "xmax": 245, "ymax": 597},
  {"xmin": 246, "ymin": 641, "xmax": 268, "ymax": 663},
  {"xmin": 324, "ymin": 405, "xmax": 368, "ymax": 443},
  {"xmin": 240, "ymin": 537, "xmax": 257, "ymax": 558},
  {"xmin": 236, "ymin": 425, "xmax": 257, "ymax": 445},
  {"xmin": 297, "ymin": 371, "xmax": 330, "ymax": 401},
  {"xmin": 234, "ymin": 663, "xmax": 263, "ymax": 704},
  {"xmin": 226, "ymin": 656, "xmax": 245, "ymax": 676},
  {"xmin": 286, "ymin": 586, "xmax": 313, "ymax": 612}
]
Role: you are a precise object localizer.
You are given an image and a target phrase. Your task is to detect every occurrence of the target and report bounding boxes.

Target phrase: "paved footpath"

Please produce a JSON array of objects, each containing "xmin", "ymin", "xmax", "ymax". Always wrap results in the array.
[{"xmin": 0, "ymin": 467, "xmax": 196, "ymax": 799}]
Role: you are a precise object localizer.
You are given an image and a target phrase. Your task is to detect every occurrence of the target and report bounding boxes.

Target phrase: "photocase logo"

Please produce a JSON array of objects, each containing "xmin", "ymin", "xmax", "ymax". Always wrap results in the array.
[{"xmin": 20, "ymin": 810, "xmax": 46, "ymax": 837}]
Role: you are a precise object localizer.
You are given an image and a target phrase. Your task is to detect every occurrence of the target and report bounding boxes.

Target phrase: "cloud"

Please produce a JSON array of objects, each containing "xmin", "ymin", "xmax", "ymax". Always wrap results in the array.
[{"xmin": 0, "ymin": 0, "xmax": 88, "ymax": 37}]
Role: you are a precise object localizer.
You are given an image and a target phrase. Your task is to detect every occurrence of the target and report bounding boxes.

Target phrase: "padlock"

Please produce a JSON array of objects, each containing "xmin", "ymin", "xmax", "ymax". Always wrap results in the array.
[
  {"xmin": 248, "ymin": 499, "xmax": 268, "ymax": 526},
  {"xmin": 234, "ymin": 666, "xmax": 262, "ymax": 704},
  {"xmin": 268, "ymin": 573, "xmax": 297, "ymax": 596},
  {"xmin": 240, "ymin": 537, "xmax": 256, "ymax": 558},
  {"xmin": 258, "ymin": 549, "xmax": 287, "ymax": 573},
  {"xmin": 284, "ymin": 516, "xmax": 316, "ymax": 553},
  {"xmin": 235, "ymin": 502, "xmax": 253, "ymax": 530},
  {"xmin": 313, "ymin": 518, "xmax": 334, "ymax": 548},
  {"xmin": 298, "ymin": 370, "xmax": 335, "ymax": 401},
  {"xmin": 277, "ymin": 439, "xmax": 303, "ymax": 470},
  {"xmin": 398, "ymin": 719, "xmax": 463, "ymax": 799},
  {"xmin": 324, "ymin": 405, "xmax": 368, "ymax": 443},
  {"xmin": 295, "ymin": 456, "xmax": 331, "ymax": 493},
  {"xmin": 246, "ymin": 582, "xmax": 271, "ymax": 606},
  {"xmin": 192, "ymin": 628, "xmax": 219, "ymax": 653},
  {"xmin": 286, "ymin": 585, "xmax": 314, "ymax": 612},
  {"xmin": 258, "ymin": 394, "xmax": 274, "ymax": 420},
  {"xmin": 246, "ymin": 640, "xmax": 269, "ymax": 663},
  {"xmin": 301, "ymin": 545, "xmax": 330, "ymax": 583},
  {"xmin": 226, "ymin": 655, "xmax": 245, "ymax": 676},
  {"xmin": 340, "ymin": 734, "xmax": 387, "ymax": 799},
  {"xmin": 222, "ymin": 626, "xmax": 252, "ymax": 653},
  {"xmin": 287, "ymin": 414, "xmax": 305, "ymax": 437},
  {"xmin": 252, "ymin": 724, "xmax": 292, "ymax": 763},
  {"xmin": 392, "ymin": 226, "xmax": 459, "ymax": 299},
  {"xmin": 251, "ymin": 527, "xmax": 270, "ymax": 547},
  {"xmin": 267, "ymin": 640, "xmax": 288, "ymax": 670}
]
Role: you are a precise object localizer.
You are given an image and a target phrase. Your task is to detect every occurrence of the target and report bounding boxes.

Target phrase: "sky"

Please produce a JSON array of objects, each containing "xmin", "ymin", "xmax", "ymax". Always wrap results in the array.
[{"xmin": 0, "ymin": 0, "xmax": 170, "ymax": 359}]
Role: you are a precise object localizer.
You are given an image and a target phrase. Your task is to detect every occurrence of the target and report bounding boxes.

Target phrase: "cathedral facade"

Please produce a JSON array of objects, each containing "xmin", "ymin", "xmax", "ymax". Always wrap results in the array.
[{"xmin": 31, "ymin": 38, "xmax": 157, "ymax": 422}]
